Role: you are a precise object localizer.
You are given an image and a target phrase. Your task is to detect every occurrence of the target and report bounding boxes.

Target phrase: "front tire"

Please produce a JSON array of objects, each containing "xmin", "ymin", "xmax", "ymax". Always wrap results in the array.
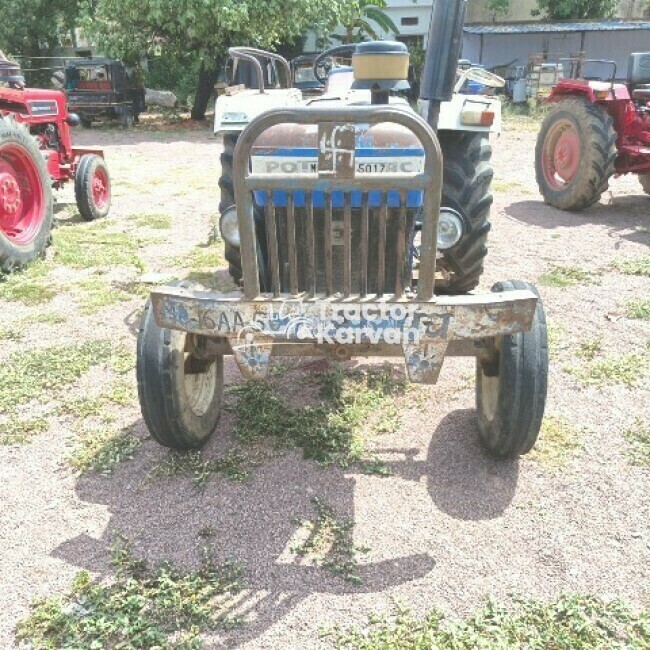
[
  {"xmin": 219, "ymin": 133, "xmax": 244, "ymax": 285},
  {"xmin": 137, "ymin": 289, "xmax": 224, "ymax": 450},
  {"xmin": 75, "ymin": 154, "xmax": 111, "ymax": 221},
  {"xmin": 0, "ymin": 117, "xmax": 54, "ymax": 273},
  {"xmin": 640, "ymin": 174, "xmax": 650, "ymax": 196},
  {"xmin": 535, "ymin": 98, "xmax": 617, "ymax": 211},
  {"xmin": 476, "ymin": 280, "xmax": 548, "ymax": 459}
]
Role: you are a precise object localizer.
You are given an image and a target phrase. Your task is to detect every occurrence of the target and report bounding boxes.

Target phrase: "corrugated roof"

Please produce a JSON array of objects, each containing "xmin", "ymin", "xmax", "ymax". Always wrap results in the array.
[{"xmin": 464, "ymin": 20, "xmax": 650, "ymax": 35}]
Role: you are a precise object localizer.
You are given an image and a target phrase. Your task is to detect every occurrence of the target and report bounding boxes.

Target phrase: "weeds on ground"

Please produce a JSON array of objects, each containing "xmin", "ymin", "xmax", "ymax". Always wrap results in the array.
[
  {"xmin": 546, "ymin": 321, "xmax": 569, "ymax": 359},
  {"xmin": 292, "ymin": 497, "xmax": 370, "ymax": 585},
  {"xmin": 69, "ymin": 428, "xmax": 141, "ymax": 474},
  {"xmin": 150, "ymin": 449, "xmax": 251, "ymax": 487},
  {"xmin": 530, "ymin": 416, "xmax": 584, "ymax": 470},
  {"xmin": 539, "ymin": 264, "xmax": 599, "ymax": 288},
  {"xmin": 566, "ymin": 353, "xmax": 648, "ymax": 388},
  {"xmin": 0, "ymin": 417, "xmax": 49, "ymax": 445},
  {"xmin": 576, "ymin": 338, "xmax": 602, "ymax": 361},
  {"xmin": 329, "ymin": 595, "xmax": 650, "ymax": 649},
  {"xmin": 492, "ymin": 179, "xmax": 531, "ymax": 194},
  {"xmin": 76, "ymin": 277, "xmax": 134, "ymax": 314},
  {"xmin": 623, "ymin": 419, "xmax": 650, "ymax": 467},
  {"xmin": 0, "ymin": 260, "xmax": 56, "ymax": 304},
  {"xmin": 0, "ymin": 340, "xmax": 114, "ymax": 414},
  {"xmin": 502, "ymin": 99, "xmax": 548, "ymax": 132},
  {"xmin": 16, "ymin": 532, "xmax": 245, "ymax": 649},
  {"xmin": 232, "ymin": 366, "xmax": 405, "ymax": 474},
  {"xmin": 626, "ymin": 299, "xmax": 650, "ymax": 320},
  {"xmin": 615, "ymin": 255, "xmax": 650, "ymax": 277},
  {"xmin": 57, "ymin": 377, "xmax": 136, "ymax": 420},
  {"xmin": 132, "ymin": 213, "xmax": 172, "ymax": 230}
]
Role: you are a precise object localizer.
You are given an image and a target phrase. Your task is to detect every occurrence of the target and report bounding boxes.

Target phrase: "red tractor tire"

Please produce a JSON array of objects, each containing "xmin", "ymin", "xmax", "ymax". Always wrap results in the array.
[
  {"xmin": 0, "ymin": 117, "xmax": 54, "ymax": 273},
  {"xmin": 535, "ymin": 98, "xmax": 617, "ymax": 211},
  {"xmin": 75, "ymin": 154, "xmax": 111, "ymax": 221},
  {"xmin": 640, "ymin": 174, "xmax": 650, "ymax": 196}
]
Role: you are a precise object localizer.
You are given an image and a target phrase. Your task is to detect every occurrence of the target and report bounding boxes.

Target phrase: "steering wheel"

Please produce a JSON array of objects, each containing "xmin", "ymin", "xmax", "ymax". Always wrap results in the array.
[{"xmin": 313, "ymin": 44, "xmax": 357, "ymax": 85}]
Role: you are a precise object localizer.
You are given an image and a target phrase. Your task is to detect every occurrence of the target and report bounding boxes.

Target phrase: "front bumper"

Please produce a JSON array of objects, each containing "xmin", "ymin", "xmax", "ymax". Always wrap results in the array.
[{"xmin": 151, "ymin": 285, "xmax": 537, "ymax": 384}]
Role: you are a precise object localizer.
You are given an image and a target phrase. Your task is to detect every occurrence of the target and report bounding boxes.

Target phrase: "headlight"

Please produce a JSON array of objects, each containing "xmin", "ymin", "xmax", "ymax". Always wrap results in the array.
[
  {"xmin": 437, "ymin": 208, "xmax": 464, "ymax": 250},
  {"xmin": 219, "ymin": 206, "xmax": 240, "ymax": 247}
]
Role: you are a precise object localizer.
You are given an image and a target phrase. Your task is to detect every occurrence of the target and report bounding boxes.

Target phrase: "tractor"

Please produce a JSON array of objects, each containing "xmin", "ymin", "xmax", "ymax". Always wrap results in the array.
[
  {"xmin": 0, "ymin": 53, "xmax": 111, "ymax": 272},
  {"xmin": 137, "ymin": 0, "xmax": 548, "ymax": 462},
  {"xmin": 535, "ymin": 55, "xmax": 650, "ymax": 211}
]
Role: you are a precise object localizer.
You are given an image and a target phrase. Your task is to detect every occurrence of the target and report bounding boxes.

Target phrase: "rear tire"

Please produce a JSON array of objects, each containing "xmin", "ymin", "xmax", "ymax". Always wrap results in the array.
[
  {"xmin": 0, "ymin": 117, "xmax": 54, "ymax": 273},
  {"xmin": 75, "ymin": 154, "xmax": 111, "ymax": 221},
  {"xmin": 640, "ymin": 173, "xmax": 650, "ymax": 195},
  {"xmin": 437, "ymin": 131, "xmax": 493, "ymax": 293},
  {"xmin": 535, "ymin": 99, "xmax": 617, "ymax": 211},
  {"xmin": 476, "ymin": 280, "xmax": 548, "ymax": 459},
  {"xmin": 137, "ymin": 284, "xmax": 224, "ymax": 450}
]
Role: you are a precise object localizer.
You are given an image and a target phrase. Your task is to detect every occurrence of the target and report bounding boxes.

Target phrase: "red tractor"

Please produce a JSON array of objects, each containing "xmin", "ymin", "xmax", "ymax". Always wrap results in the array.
[
  {"xmin": 0, "ymin": 54, "xmax": 111, "ymax": 272},
  {"xmin": 535, "ymin": 53, "xmax": 650, "ymax": 211}
]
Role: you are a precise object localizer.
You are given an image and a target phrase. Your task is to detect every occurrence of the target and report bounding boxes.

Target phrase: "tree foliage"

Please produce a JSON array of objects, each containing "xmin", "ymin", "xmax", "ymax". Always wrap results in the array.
[
  {"xmin": 487, "ymin": 0, "xmax": 510, "ymax": 19},
  {"xmin": 334, "ymin": 0, "xmax": 400, "ymax": 44},
  {"xmin": 533, "ymin": 0, "xmax": 618, "ymax": 19}
]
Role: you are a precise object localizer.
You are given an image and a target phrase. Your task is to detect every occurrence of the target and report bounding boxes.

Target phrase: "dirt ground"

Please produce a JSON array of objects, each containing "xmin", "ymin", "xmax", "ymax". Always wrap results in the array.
[{"xmin": 0, "ymin": 119, "xmax": 649, "ymax": 649}]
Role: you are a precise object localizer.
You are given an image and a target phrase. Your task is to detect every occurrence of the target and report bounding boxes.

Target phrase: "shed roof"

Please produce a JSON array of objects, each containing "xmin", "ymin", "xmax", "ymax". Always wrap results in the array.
[{"xmin": 464, "ymin": 20, "xmax": 650, "ymax": 35}]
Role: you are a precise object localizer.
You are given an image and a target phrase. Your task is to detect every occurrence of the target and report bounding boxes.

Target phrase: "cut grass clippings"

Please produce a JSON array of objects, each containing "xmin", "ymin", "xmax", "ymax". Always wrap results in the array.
[
  {"xmin": 16, "ymin": 533, "xmax": 244, "ymax": 649},
  {"xmin": 330, "ymin": 595, "xmax": 650, "ymax": 649},
  {"xmin": 292, "ymin": 497, "xmax": 370, "ymax": 585}
]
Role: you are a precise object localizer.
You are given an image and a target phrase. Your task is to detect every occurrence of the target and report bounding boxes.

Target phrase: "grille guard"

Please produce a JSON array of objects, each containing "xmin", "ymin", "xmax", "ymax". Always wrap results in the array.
[{"xmin": 152, "ymin": 105, "xmax": 538, "ymax": 384}]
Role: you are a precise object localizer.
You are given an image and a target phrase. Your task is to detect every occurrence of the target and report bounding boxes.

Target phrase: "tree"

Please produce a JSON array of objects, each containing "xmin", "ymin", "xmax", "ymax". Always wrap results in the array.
[
  {"xmin": 487, "ymin": 0, "xmax": 510, "ymax": 20},
  {"xmin": 85, "ymin": 0, "xmax": 349, "ymax": 120},
  {"xmin": 533, "ymin": 0, "xmax": 618, "ymax": 19},
  {"xmin": 335, "ymin": 0, "xmax": 400, "ymax": 44}
]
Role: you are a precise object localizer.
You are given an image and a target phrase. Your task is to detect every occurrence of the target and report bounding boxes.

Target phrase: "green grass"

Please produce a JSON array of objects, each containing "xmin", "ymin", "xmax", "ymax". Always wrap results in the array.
[
  {"xmin": 615, "ymin": 255, "xmax": 650, "ymax": 277},
  {"xmin": 626, "ymin": 298, "xmax": 650, "ymax": 320},
  {"xmin": 502, "ymin": 99, "xmax": 549, "ymax": 132},
  {"xmin": 0, "ymin": 340, "xmax": 114, "ymax": 415},
  {"xmin": 0, "ymin": 260, "xmax": 56, "ymax": 304},
  {"xmin": 623, "ymin": 419, "xmax": 650, "ymax": 467},
  {"xmin": 150, "ymin": 449, "xmax": 251, "ymax": 487},
  {"xmin": 492, "ymin": 179, "xmax": 530, "ymax": 194},
  {"xmin": 576, "ymin": 338, "xmax": 602, "ymax": 361},
  {"xmin": 292, "ymin": 497, "xmax": 369, "ymax": 585},
  {"xmin": 54, "ymin": 224, "xmax": 145, "ymax": 270},
  {"xmin": 132, "ymin": 213, "xmax": 172, "ymax": 230},
  {"xmin": 69, "ymin": 428, "xmax": 141, "ymax": 474},
  {"xmin": 330, "ymin": 595, "xmax": 650, "ymax": 649},
  {"xmin": 0, "ymin": 417, "xmax": 49, "ymax": 445},
  {"xmin": 57, "ymin": 378, "xmax": 136, "ymax": 419},
  {"xmin": 539, "ymin": 264, "xmax": 599, "ymax": 288},
  {"xmin": 76, "ymin": 277, "xmax": 134, "ymax": 314},
  {"xmin": 567, "ymin": 353, "xmax": 648, "ymax": 388},
  {"xmin": 231, "ymin": 366, "xmax": 405, "ymax": 474},
  {"xmin": 530, "ymin": 416, "xmax": 584, "ymax": 470},
  {"xmin": 16, "ymin": 533, "xmax": 244, "ymax": 649}
]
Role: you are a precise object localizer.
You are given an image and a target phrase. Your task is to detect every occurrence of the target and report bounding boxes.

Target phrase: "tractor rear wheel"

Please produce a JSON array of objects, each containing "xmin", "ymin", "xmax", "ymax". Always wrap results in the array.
[
  {"xmin": 219, "ymin": 133, "xmax": 244, "ymax": 285},
  {"xmin": 476, "ymin": 280, "xmax": 548, "ymax": 459},
  {"xmin": 640, "ymin": 174, "xmax": 650, "ymax": 195},
  {"xmin": 0, "ymin": 117, "xmax": 54, "ymax": 273},
  {"xmin": 75, "ymin": 154, "xmax": 111, "ymax": 221},
  {"xmin": 535, "ymin": 98, "xmax": 617, "ymax": 211},
  {"xmin": 437, "ymin": 131, "xmax": 493, "ymax": 293},
  {"xmin": 137, "ymin": 284, "xmax": 224, "ymax": 450}
]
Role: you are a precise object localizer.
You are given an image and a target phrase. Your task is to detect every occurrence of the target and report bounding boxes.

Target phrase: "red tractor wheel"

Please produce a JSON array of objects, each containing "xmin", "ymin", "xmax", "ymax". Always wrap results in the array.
[
  {"xmin": 0, "ymin": 118, "xmax": 53, "ymax": 273},
  {"xmin": 535, "ymin": 98, "xmax": 617, "ymax": 211},
  {"xmin": 640, "ymin": 174, "xmax": 650, "ymax": 196},
  {"xmin": 75, "ymin": 154, "xmax": 111, "ymax": 221}
]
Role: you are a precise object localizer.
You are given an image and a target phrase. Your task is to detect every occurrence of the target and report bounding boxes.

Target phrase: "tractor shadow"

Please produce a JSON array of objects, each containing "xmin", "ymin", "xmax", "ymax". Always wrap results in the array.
[
  {"xmin": 51, "ymin": 371, "xmax": 517, "ymax": 645},
  {"xmin": 505, "ymin": 198, "xmax": 650, "ymax": 247}
]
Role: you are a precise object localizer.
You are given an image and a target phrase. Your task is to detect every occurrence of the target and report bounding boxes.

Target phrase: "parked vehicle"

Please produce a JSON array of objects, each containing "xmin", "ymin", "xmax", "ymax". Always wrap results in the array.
[
  {"xmin": 535, "ymin": 55, "xmax": 650, "ymax": 210},
  {"xmin": 0, "ymin": 55, "xmax": 111, "ymax": 271},
  {"xmin": 137, "ymin": 0, "xmax": 547, "ymax": 462}
]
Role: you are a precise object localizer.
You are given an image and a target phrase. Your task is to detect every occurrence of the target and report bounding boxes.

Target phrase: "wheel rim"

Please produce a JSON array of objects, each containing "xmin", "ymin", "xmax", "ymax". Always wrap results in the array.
[
  {"xmin": 480, "ymin": 339, "xmax": 501, "ymax": 422},
  {"xmin": 541, "ymin": 118, "xmax": 581, "ymax": 190},
  {"xmin": 183, "ymin": 351, "xmax": 218, "ymax": 417},
  {"xmin": 91, "ymin": 166, "xmax": 109, "ymax": 210},
  {"xmin": 0, "ymin": 143, "xmax": 45, "ymax": 245}
]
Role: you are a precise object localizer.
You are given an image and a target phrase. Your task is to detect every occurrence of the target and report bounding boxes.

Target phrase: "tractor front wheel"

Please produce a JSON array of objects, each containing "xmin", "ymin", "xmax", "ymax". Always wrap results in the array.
[
  {"xmin": 640, "ymin": 174, "xmax": 650, "ymax": 195},
  {"xmin": 535, "ymin": 98, "xmax": 617, "ymax": 211},
  {"xmin": 137, "ymin": 287, "xmax": 224, "ymax": 450},
  {"xmin": 75, "ymin": 154, "xmax": 111, "ymax": 221},
  {"xmin": 0, "ymin": 117, "xmax": 54, "ymax": 273},
  {"xmin": 476, "ymin": 280, "xmax": 548, "ymax": 459}
]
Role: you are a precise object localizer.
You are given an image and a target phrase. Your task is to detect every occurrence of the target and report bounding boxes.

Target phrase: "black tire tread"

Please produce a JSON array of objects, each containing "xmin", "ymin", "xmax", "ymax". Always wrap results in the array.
[
  {"xmin": 438, "ymin": 131, "xmax": 493, "ymax": 293},
  {"xmin": 640, "ymin": 173, "xmax": 650, "ymax": 195},
  {"xmin": 535, "ymin": 99, "xmax": 617, "ymax": 211},
  {"xmin": 75, "ymin": 154, "xmax": 111, "ymax": 221}
]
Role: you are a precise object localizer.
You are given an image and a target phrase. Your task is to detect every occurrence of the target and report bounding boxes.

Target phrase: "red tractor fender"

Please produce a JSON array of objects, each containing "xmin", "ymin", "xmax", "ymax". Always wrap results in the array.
[{"xmin": 546, "ymin": 79, "xmax": 631, "ymax": 104}]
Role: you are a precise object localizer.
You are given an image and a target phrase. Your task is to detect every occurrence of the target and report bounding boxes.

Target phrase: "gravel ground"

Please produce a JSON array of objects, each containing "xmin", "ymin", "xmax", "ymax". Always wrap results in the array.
[{"xmin": 0, "ymin": 120, "xmax": 649, "ymax": 649}]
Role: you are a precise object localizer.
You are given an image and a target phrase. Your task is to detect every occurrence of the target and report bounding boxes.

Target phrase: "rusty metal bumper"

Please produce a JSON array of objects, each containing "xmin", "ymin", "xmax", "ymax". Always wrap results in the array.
[{"xmin": 151, "ymin": 285, "xmax": 537, "ymax": 385}]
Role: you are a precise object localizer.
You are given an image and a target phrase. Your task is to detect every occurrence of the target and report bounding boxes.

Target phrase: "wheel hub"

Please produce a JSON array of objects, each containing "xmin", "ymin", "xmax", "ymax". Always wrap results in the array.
[
  {"xmin": 542, "ymin": 119, "xmax": 581, "ymax": 189},
  {"xmin": 91, "ymin": 167, "xmax": 109, "ymax": 210},
  {"xmin": 0, "ymin": 171, "xmax": 23, "ymax": 226}
]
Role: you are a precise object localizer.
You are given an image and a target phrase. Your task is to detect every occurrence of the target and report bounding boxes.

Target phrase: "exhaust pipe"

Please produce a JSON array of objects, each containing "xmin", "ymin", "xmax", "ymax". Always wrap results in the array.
[{"xmin": 419, "ymin": 0, "xmax": 468, "ymax": 131}]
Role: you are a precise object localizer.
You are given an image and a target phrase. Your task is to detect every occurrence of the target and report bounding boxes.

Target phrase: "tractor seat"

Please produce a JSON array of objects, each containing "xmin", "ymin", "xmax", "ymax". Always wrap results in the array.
[{"xmin": 632, "ymin": 85, "xmax": 650, "ymax": 101}]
